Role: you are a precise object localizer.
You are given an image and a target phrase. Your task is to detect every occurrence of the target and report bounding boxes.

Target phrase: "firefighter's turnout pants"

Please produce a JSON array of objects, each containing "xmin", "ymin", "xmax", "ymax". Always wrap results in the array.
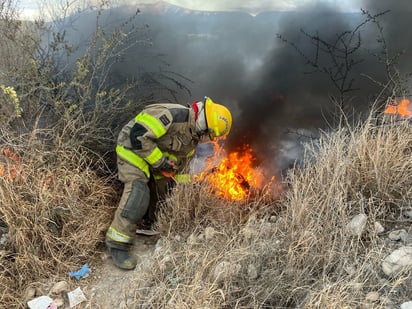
[{"xmin": 105, "ymin": 158, "xmax": 171, "ymax": 249}]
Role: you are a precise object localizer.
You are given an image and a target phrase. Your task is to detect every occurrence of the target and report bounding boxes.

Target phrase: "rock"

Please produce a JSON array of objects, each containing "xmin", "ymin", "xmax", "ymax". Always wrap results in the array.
[
  {"xmin": 401, "ymin": 301, "xmax": 412, "ymax": 309},
  {"xmin": 260, "ymin": 221, "xmax": 275, "ymax": 237},
  {"xmin": 49, "ymin": 281, "xmax": 69, "ymax": 295},
  {"xmin": 374, "ymin": 222, "xmax": 385, "ymax": 234},
  {"xmin": 0, "ymin": 232, "xmax": 9, "ymax": 247},
  {"xmin": 382, "ymin": 246, "xmax": 412, "ymax": 276},
  {"xmin": 247, "ymin": 264, "xmax": 258, "ymax": 280},
  {"xmin": 346, "ymin": 214, "xmax": 368, "ymax": 236},
  {"xmin": 197, "ymin": 233, "xmax": 205, "ymax": 241},
  {"xmin": 158, "ymin": 255, "xmax": 172, "ymax": 271},
  {"xmin": 101, "ymin": 252, "xmax": 109, "ymax": 261},
  {"xmin": 241, "ymin": 226, "xmax": 258, "ymax": 241},
  {"xmin": 154, "ymin": 238, "xmax": 163, "ymax": 253},
  {"xmin": 344, "ymin": 265, "xmax": 356, "ymax": 275},
  {"xmin": 51, "ymin": 298, "xmax": 65, "ymax": 307},
  {"xmin": 205, "ymin": 227, "xmax": 217, "ymax": 240},
  {"xmin": 187, "ymin": 233, "xmax": 198, "ymax": 245},
  {"xmin": 24, "ymin": 287, "xmax": 36, "ymax": 302},
  {"xmin": 247, "ymin": 214, "xmax": 257, "ymax": 224},
  {"xmin": 365, "ymin": 291, "xmax": 380, "ymax": 302},
  {"xmin": 212, "ymin": 261, "xmax": 241, "ymax": 283},
  {"xmin": 388, "ymin": 229, "xmax": 408, "ymax": 242},
  {"xmin": 402, "ymin": 209, "xmax": 412, "ymax": 219}
]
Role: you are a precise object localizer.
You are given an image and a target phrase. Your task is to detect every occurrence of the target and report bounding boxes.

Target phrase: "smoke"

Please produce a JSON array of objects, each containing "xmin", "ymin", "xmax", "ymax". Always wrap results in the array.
[
  {"xmin": 60, "ymin": 1, "xmax": 412, "ymax": 174},
  {"xmin": 217, "ymin": 1, "xmax": 412, "ymax": 171},
  {"xmin": 359, "ymin": 0, "xmax": 412, "ymax": 68}
]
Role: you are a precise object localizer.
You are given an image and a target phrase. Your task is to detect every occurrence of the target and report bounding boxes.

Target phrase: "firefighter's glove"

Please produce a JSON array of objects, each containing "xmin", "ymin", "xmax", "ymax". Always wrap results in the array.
[{"xmin": 158, "ymin": 157, "xmax": 177, "ymax": 178}]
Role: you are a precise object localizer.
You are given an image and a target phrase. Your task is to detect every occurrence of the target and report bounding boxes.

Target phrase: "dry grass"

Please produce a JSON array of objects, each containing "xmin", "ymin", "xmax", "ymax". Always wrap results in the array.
[
  {"xmin": 129, "ymin": 116, "xmax": 412, "ymax": 308},
  {"xmin": 0, "ymin": 130, "xmax": 117, "ymax": 307},
  {"xmin": 0, "ymin": 3, "xmax": 411, "ymax": 306},
  {"xmin": 1, "ymin": 114, "xmax": 411, "ymax": 308}
]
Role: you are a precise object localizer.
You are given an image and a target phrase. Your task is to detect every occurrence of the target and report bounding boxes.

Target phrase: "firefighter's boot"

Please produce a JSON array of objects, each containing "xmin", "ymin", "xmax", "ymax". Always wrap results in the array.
[{"xmin": 106, "ymin": 241, "xmax": 137, "ymax": 270}]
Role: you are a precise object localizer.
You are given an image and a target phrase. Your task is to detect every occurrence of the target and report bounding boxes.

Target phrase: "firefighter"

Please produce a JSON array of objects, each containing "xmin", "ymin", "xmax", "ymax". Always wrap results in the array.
[{"xmin": 106, "ymin": 96, "xmax": 232, "ymax": 270}]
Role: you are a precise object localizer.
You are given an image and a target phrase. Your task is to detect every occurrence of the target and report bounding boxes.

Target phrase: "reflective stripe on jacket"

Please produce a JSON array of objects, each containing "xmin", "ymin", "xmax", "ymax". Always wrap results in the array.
[
  {"xmin": 116, "ymin": 103, "xmax": 199, "ymax": 179},
  {"xmin": 116, "ymin": 147, "xmax": 195, "ymax": 182}
]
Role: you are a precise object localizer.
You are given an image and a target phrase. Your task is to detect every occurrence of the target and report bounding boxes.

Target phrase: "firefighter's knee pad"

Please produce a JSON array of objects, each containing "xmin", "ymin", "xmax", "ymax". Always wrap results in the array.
[{"xmin": 121, "ymin": 180, "xmax": 150, "ymax": 223}]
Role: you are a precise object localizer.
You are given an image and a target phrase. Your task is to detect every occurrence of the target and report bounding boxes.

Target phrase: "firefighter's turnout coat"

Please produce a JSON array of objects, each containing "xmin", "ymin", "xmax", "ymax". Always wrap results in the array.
[{"xmin": 106, "ymin": 103, "xmax": 200, "ymax": 246}]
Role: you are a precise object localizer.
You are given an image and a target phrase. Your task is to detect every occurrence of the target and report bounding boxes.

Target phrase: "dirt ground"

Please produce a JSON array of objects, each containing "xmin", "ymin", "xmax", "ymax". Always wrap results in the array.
[{"xmin": 84, "ymin": 233, "xmax": 160, "ymax": 309}]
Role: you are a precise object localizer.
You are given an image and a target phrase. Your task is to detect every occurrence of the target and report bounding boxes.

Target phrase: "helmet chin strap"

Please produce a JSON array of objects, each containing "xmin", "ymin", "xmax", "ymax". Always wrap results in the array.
[{"xmin": 194, "ymin": 101, "xmax": 208, "ymax": 135}]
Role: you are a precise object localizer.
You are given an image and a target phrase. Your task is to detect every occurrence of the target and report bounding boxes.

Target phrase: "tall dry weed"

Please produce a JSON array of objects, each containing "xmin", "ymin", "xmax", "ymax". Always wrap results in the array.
[
  {"xmin": 131, "ymin": 116, "xmax": 412, "ymax": 308},
  {"xmin": 0, "ymin": 131, "xmax": 117, "ymax": 306}
]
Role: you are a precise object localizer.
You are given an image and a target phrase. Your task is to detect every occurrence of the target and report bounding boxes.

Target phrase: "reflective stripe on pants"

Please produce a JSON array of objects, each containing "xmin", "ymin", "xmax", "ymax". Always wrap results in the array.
[{"xmin": 106, "ymin": 226, "xmax": 132, "ymax": 243}]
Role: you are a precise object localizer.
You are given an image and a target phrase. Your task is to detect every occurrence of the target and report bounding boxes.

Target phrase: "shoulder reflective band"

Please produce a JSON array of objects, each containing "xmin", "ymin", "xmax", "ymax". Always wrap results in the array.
[
  {"xmin": 144, "ymin": 147, "xmax": 163, "ymax": 165},
  {"xmin": 116, "ymin": 145, "xmax": 150, "ymax": 178},
  {"xmin": 135, "ymin": 112, "xmax": 167, "ymax": 138},
  {"xmin": 106, "ymin": 226, "xmax": 132, "ymax": 243}
]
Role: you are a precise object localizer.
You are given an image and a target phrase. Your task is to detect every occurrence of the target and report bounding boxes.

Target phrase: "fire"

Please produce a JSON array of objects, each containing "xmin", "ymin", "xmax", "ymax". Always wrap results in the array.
[
  {"xmin": 196, "ymin": 143, "xmax": 268, "ymax": 201},
  {"xmin": 0, "ymin": 147, "xmax": 23, "ymax": 181},
  {"xmin": 384, "ymin": 98, "xmax": 412, "ymax": 118}
]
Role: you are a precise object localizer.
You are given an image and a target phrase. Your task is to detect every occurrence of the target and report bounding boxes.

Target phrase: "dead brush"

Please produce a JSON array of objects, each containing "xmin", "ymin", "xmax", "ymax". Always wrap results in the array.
[
  {"xmin": 130, "ymin": 116, "xmax": 412, "ymax": 308},
  {"xmin": 0, "ymin": 131, "xmax": 117, "ymax": 307},
  {"xmin": 345, "ymin": 118, "xmax": 412, "ymax": 215},
  {"xmin": 130, "ymin": 180, "xmax": 282, "ymax": 308},
  {"xmin": 155, "ymin": 181, "xmax": 279, "ymax": 236},
  {"xmin": 270, "ymin": 116, "xmax": 412, "ymax": 307}
]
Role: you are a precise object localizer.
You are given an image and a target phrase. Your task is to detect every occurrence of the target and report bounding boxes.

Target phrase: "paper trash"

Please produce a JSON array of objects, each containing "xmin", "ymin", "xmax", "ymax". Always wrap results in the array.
[
  {"xmin": 67, "ymin": 287, "xmax": 87, "ymax": 308},
  {"xmin": 27, "ymin": 295, "xmax": 53, "ymax": 309}
]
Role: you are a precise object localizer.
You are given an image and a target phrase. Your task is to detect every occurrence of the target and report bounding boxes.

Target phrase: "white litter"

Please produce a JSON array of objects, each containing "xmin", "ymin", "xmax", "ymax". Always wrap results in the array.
[
  {"xmin": 67, "ymin": 287, "xmax": 87, "ymax": 308},
  {"xmin": 27, "ymin": 295, "xmax": 53, "ymax": 309}
]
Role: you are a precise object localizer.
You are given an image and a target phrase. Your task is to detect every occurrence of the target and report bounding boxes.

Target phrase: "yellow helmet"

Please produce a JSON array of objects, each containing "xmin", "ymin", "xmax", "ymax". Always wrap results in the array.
[{"xmin": 204, "ymin": 96, "xmax": 232, "ymax": 140}]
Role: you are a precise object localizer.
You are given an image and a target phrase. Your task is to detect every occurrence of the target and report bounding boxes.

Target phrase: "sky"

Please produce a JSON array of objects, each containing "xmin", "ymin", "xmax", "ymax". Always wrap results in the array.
[{"xmin": 18, "ymin": 0, "xmax": 361, "ymax": 19}]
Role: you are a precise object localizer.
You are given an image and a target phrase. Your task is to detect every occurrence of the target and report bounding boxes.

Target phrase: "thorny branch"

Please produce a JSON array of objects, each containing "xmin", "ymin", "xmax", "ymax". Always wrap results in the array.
[
  {"xmin": 359, "ymin": 9, "xmax": 411, "ymax": 110},
  {"xmin": 277, "ymin": 10, "xmax": 391, "ymax": 121}
]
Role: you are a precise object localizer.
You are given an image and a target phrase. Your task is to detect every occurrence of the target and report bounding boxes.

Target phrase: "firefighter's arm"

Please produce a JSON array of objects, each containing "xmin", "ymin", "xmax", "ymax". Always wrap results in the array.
[{"xmin": 130, "ymin": 108, "xmax": 174, "ymax": 170}]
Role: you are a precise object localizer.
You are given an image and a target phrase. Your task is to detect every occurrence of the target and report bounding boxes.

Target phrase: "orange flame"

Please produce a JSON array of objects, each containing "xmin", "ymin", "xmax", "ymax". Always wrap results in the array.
[
  {"xmin": 384, "ymin": 98, "xmax": 412, "ymax": 118},
  {"xmin": 0, "ymin": 147, "xmax": 23, "ymax": 181},
  {"xmin": 196, "ymin": 144, "xmax": 269, "ymax": 201}
]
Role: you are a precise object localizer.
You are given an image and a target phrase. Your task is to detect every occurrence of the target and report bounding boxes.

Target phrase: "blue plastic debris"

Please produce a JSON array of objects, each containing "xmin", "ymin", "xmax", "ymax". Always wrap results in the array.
[{"xmin": 68, "ymin": 263, "xmax": 90, "ymax": 280}]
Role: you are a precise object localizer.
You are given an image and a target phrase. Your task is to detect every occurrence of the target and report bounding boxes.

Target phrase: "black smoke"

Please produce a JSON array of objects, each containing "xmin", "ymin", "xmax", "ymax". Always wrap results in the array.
[{"xmin": 58, "ymin": 1, "xmax": 412, "ymax": 173}]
